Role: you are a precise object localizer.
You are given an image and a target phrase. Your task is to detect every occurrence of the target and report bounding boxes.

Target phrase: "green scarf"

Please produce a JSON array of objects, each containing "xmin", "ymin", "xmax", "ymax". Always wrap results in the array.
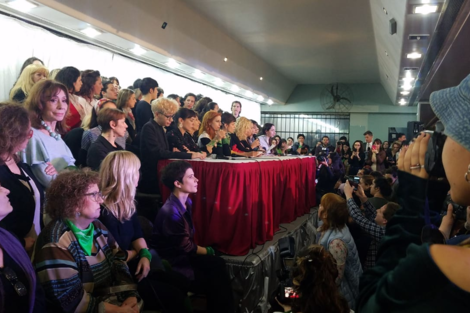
[{"xmin": 65, "ymin": 219, "xmax": 95, "ymax": 256}]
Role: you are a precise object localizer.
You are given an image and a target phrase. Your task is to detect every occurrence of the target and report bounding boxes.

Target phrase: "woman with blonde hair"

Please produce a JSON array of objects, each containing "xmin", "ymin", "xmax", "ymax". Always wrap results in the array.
[
  {"xmin": 198, "ymin": 111, "xmax": 230, "ymax": 157},
  {"xmin": 10, "ymin": 64, "xmax": 49, "ymax": 103},
  {"xmin": 98, "ymin": 151, "xmax": 191, "ymax": 313},
  {"xmin": 230, "ymin": 117, "xmax": 262, "ymax": 157}
]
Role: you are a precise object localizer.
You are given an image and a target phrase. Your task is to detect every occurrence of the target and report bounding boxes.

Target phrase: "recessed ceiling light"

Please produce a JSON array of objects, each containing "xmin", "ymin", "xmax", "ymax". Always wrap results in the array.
[
  {"xmin": 80, "ymin": 27, "xmax": 102, "ymax": 38},
  {"xmin": 214, "ymin": 78, "xmax": 224, "ymax": 86},
  {"xmin": 413, "ymin": 4, "xmax": 438, "ymax": 14},
  {"xmin": 257, "ymin": 95, "xmax": 264, "ymax": 101},
  {"xmin": 224, "ymin": 57, "xmax": 228, "ymax": 62},
  {"xmin": 245, "ymin": 91, "xmax": 253, "ymax": 97},
  {"xmin": 402, "ymin": 83, "xmax": 413, "ymax": 91},
  {"xmin": 231, "ymin": 85, "xmax": 240, "ymax": 92},
  {"xmin": 407, "ymin": 52, "xmax": 422, "ymax": 59},
  {"xmin": 130, "ymin": 45, "xmax": 146, "ymax": 56},
  {"xmin": 259, "ymin": 77, "xmax": 263, "ymax": 81},
  {"xmin": 400, "ymin": 91, "xmax": 411, "ymax": 96},
  {"xmin": 7, "ymin": 0, "xmax": 37, "ymax": 12},
  {"xmin": 267, "ymin": 99, "xmax": 273, "ymax": 105},
  {"xmin": 193, "ymin": 70, "xmax": 204, "ymax": 78},
  {"xmin": 167, "ymin": 58, "xmax": 179, "ymax": 69},
  {"xmin": 399, "ymin": 98, "xmax": 407, "ymax": 105}
]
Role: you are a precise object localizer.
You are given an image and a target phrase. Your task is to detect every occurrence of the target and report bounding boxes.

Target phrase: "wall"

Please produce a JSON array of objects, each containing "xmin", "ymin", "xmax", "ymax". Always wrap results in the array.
[{"xmin": 262, "ymin": 83, "xmax": 417, "ymax": 142}]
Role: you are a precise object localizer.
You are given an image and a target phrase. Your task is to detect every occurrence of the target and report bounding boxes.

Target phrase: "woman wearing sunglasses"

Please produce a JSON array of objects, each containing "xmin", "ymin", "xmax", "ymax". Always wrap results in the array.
[
  {"xmin": 0, "ymin": 103, "xmax": 45, "ymax": 254},
  {"xmin": 34, "ymin": 170, "xmax": 141, "ymax": 313}
]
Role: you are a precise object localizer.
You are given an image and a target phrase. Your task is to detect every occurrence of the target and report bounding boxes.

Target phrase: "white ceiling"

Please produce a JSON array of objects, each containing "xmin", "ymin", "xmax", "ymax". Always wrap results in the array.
[{"xmin": 183, "ymin": 0, "xmax": 380, "ymax": 84}]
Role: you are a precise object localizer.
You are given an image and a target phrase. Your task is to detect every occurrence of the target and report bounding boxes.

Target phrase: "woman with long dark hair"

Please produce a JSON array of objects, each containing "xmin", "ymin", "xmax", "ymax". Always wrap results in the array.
[
  {"xmin": 349, "ymin": 140, "xmax": 365, "ymax": 175},
  {"xmin": 55, "ymin": 66, "xmax": 83, "ymax": 131}
]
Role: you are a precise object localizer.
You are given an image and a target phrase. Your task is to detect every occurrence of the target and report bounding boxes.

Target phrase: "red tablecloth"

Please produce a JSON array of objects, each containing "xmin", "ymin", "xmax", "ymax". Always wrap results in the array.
[{"xmin": 157, "ymin": 156, "xmax": 316, "ymax": 255}]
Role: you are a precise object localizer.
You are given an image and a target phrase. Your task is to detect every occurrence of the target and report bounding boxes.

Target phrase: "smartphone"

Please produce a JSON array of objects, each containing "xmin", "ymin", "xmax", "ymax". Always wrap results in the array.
[
  {"xmin": 284, "ymin": 287, "xmax": 299, "ymax": 299},
  {"xmin": 372, "ymin": 144, "xmax": 377, "ymax": 151}
]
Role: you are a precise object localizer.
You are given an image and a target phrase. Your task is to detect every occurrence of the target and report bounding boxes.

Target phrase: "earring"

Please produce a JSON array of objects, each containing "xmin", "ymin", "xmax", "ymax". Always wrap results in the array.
[{"xmin": 465, "ymin": 164, "xmax": 470, "ymax": 183}]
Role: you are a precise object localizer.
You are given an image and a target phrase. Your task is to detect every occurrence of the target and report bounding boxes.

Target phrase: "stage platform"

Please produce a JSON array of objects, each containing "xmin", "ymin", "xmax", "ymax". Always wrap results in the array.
[{"xmin": 222, "ymin": 208, "xmax": 319, "ymax": 313}]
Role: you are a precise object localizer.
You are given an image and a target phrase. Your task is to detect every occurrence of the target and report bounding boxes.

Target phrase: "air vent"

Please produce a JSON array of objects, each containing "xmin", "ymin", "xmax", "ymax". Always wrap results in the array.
[
  {"xmin": 408, "ymin": 34, "xmax": 430, "ymax": 40},
  {"xmin": 403, "ymin": 67, "xmax": 419, "ymax": 71}
]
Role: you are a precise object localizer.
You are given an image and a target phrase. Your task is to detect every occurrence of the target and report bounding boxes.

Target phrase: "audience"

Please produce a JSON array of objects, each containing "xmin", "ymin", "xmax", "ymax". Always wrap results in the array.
[
  {"xmin": 182, "ymin": 92, "xmax": 197, "ymax": 109},
  {"xmin": 367, "ymin": 138, "xmax": 386, "ymax": 172},
  {"xmin": 22, "ymin": 80, "xmax": 75, "ymax": 188},
  {"xmin": 258, "ymin": 123, "xmax": 276, "ymax": 153},
  {"xmin": 231, "ymin": 100, "xmax": 242, "ymax": 118},
  {"xmin": 167, "ymin": 108, "xmax": 206, "ymax": 154},
  {"xmin": 292, "ymin": 134, "xmax": 310, "ymax": 155},
  {"xmin": 368, "ymin": 177, "xmax": 392, "ymax": 210},
  {"xmin": 317, "ymin": 193, "xmax": 362, "ymax": 310},
  {"xmin": 55, "ymin": 66, "xmax": 84, "ymax": 130},
  {"xmin": 140, "ymin": 98, "xmax": 204, "ymax": 194},
  {"xmin": 116, "ymin": 88, "xmax": 138, "ymax": 145},
  {"xmin": 10, "ymin": 64, "xmax": 49, "ymax": 103},
  {"xmin": 198, "ymin": 111, "xmax": 230, "ymax": 158},
  {"xmin": 135, "ymin": 77, "xmax": 159, "ymax": 132},
  {"xmin": 314, "ymin": 136, "xmax": 334, "ymax": 157},
  {"xmin": 0, "ymin": 104, "xmax": 44, "ymax": 252},
  {"xmin": 76, "ymin": 70, "xmax": 102, "ymax": 117},
  {"xmin": 0, "ymin": 182, "xmax": 45, "ymax": 313},
  {"xmin": 151, "ymin": 161, "xmax": 234, "ymax": 313},
  {"xmin": 98, "ymin": 151, "xmax": 191, "ymax": 313},
  {"xmin": 87, "ymin": 108, "xmax": 127, "ymax": 170},
  {"xmin": 100, "ymin": 80, "xmax": 118, "ymax": 100},
  {"xmin": 386, "ymin": 140, "xmax": 401, "ymax": 168},
  {"xmin": 157, "ymin": 86, "xmax": 164, "ymax": 98}
]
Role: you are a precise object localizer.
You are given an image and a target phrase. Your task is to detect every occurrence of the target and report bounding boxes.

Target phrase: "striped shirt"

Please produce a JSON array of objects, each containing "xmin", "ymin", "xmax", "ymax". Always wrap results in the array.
[{"xmin": 34, "ymin": 219, "xmax": 138, "ymax": 312}]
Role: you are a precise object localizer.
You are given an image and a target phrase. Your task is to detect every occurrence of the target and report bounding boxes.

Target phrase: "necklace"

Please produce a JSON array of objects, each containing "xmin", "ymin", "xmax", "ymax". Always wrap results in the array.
[{"xmin": 40, "ymin": 120, "xmax": 61, "ymax": 140}]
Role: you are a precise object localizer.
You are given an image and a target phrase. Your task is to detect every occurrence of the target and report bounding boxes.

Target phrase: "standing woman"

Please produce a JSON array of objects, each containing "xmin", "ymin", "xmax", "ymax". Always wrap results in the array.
[
  {"xmin": 10, "ymin": 64, "xmax": 49, "ymax": 103},
  {"xmin": 99, "ymin": 151, "xmax": 191, "ymax": 313},
  {"xmin": 76, "ymin": 70, "xmax": 102, "ymax": 117},
  {"xmin": 317, "ymin": 193, "xmax": 362, "ymax": 310},
  {"xmin": 198, "ymin": 111, "xmax": 230, "ymax": 157},
  {"xmin": 0, "ymin": 104, "xmax": 44, "ymax": 252},
  {"xmin": 368, "ymin": 139, "xmax": 386, "ymax": 173},
  {"xmin": 55, "ymin": 66, "xmax": 83, "ymax": 131},
  {"xmin": 0, "ymin": 184, "xmax": 45, "ymax": 313},
  {"xmin": 231, "ymin": 101, "xmax": 242, "ymax": 118},
  {"xmin": 349, "ymin": 140, "xmax": 365, "ymax": 175},
  {"xmin": 116, "ymin": 88, "xmax": 137, "ymax": 144},
  {"xmin": 23, "ymin": 80, "xmax": 76, "ymax": 189},
  {"xmin": 258, "ymin": 123, "xmax": 276, "ymax": 154}
]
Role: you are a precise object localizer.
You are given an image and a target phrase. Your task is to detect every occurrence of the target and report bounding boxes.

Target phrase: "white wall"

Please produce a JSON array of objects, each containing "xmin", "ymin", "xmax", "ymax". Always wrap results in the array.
[{"xmin": 0, "ymin": 15, "xmax": 261, "ymax": 122}]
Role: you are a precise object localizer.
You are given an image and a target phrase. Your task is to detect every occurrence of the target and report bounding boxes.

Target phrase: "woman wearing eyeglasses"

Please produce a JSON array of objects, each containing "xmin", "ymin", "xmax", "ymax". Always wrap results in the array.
[
  {"xmin": 0, "ymin": 183, "xmax": 46, "ymax": 313},
  {"xmin": 0, "ymin": 103, "xmax": 45, "ymax": 253},
  {"xmin": 34, "ymin": 169, "xmax": 141, "ymax": 313}
]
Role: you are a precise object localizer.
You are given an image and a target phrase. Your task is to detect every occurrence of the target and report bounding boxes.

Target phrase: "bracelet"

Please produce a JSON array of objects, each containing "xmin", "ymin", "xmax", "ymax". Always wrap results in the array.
[
  {"xmin": 206, "ymin": 246, "xmax": 215, "ymax": 256},
  {"xmin": 139, "ymin": 248, "xmax": 152, "ymax": 262}
]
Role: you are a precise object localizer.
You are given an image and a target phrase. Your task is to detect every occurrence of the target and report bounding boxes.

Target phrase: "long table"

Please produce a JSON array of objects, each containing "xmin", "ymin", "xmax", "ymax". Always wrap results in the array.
[{"xmin": 157, "ymin": 156, "xmax": 316, "ymax": 255}]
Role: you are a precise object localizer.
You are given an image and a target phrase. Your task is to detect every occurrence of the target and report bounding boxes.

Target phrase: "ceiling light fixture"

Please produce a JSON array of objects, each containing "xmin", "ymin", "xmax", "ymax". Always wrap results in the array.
[
  {"xmin": 231, "ymin": 85, "xmax": 240, "ymax": 92},
  {"xmin": 402, "ymin": 83, "xmax": 413, "ymax": 91},
  {"xmin": 267, "ymin": 99, "xmax": 273, "ymax": 105},
  {"xmin": 414, "ymin": 4, "xmax": 438, "ymax": 14},
  {"xmin": 6, "ymin": 0, "xmax": 37, "ymax": 12},
  {"xmin": 130, "ymin": 45, "xmax": 146, "ymax": 56},
  {"xmin": 166, "ymin": 58, "xmax": 179, "ymax": 69},
  {"xmin": 259, "ymin": 77, "xmax": 263, "ymax": 81},
  {"xmin": 214, "ymin": 78, "xmax": 224, "ymax": 86},
  {"xmin": 80, "ymin": 27, "xmax": 102, "ymax": 38},
  {"xmin": 193, "ymin": 70, "xmax": 204, "ymax": 78},
  {"xmin": 407, "ymin": 52, "xmax": 422, "ymax": 59},
  {"xmin": 399, "ymin": 98, "xmax": 407, "ymax": 105},
  {"xmin": 245, "ymin": 91, "xmax": 253, "ymax": 97},
  {"xmin": 224, "ymin": 57, "xmax": 228, "ymax": 62},
  {"xmin": 400, "ymin": 91, "xmax": 411, "ymax": 96},
  {"xmin": 257, "ymin": 95, "xmax": 264, "ymax": 101}
]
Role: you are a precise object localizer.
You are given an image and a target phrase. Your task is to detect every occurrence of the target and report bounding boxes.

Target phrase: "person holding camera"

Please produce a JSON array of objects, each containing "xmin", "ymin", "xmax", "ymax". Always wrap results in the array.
[
  {"xmin": 314, "ymin": 136, "xmax": 334, "ymax": 157},
  {"xmin": 349, "ymin": 140, "xmax": 365, "ymax": 175},
  {"xmin": 357, "ymin": 75, "xmax": 470, "ymax": 312},
  {"xmin": 274, "ymin": 245, "xmax": 351, "ymax": 313}
]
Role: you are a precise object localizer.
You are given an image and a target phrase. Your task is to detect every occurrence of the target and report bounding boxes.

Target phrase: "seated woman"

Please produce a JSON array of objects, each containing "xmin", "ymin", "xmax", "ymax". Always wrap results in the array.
[
  {"xmin": 198, "ymin": 111, "xmax": 230, "ymax": 158},
  {"xmin": 167, "ymin": 108, "xmax": 206, "ymax": 155},
  {"xmin": 34, "ymin": 170, "xmax": 141, "ymax": 312},
  {"xmin": 151, "ymin": 161, "xmax": 234, "ymax": 313},
  {"xmin": 0, "ymin": 104, "xmax": 44, "ymax": 252},
  {"xmin": 292, "ymin": 134, "xmax": 310, "ymax": 155},
  {"xmin": 274, "ymin": 139, "xmax": 289, "ymax": 156},
  {"xmin": 55, "ymin": 66, "xmax": 84, "ymax": 131},
  {"xmin": 368, "ymin": 177, "xmax": 392, "ymax": 210},
  {"xmin": 0, "ymin": 183, "xmax": 45, "ymax": 313},
  {"xmin": 22, "ymin": 80, "xmax": 76, "ymax": 189},
  {"xmin": 317, "ymin": 193, "xmax": 362, "ymax": 310},
  {"xmin": 349, "ymin": 140, "xmax": 365, "ymax": 175},
  {"xmin": 274, "ymin": 244, "xmax": 351, "ymax": 313},
  {"xmin": 258, "ymin": 123, "xmax": 276, "ymax": 153},
  {"xmin": 230, "ymin": 117, "xmax": 263, "ymax": 157},
  {"xmin": 98, "ymin": 151, "xmax": 190, "ymax": 313},
  {"xmin": 247, "ymin": 120, "xmax": 261, "ymax": 151},
  {"xmin": 87, "ymin": 108, "xmax": 127, "ymax": 171},
  {"xmin": 10, "ymin": 64, "xmax": 49, "ymax": 103}
]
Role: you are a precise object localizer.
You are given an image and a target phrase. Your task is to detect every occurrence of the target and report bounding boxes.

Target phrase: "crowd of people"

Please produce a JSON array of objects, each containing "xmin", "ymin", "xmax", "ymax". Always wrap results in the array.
[{"xmin": 0, "ymin": 57, "xmax": 469, "ymax": 313}]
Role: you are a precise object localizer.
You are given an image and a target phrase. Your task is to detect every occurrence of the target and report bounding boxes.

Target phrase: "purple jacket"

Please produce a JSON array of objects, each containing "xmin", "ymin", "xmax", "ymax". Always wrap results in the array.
[{"xmin": 151, "ymin": 193, "xmax": 198, "ymax": 280}]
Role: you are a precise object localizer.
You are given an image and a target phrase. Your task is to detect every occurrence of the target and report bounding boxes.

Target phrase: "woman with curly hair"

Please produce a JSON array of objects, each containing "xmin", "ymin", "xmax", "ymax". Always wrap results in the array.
[
  {"xmin": 10, "ymin": 64, "xmax": 49, "ymax": 103},
  {"xmin": 0, "ymin": 103, "xmax": 44, "ymax": 252},
  {"xmin": 198, "ymin": 111, "xmax": 230, "ymax": 157},
  {"xmin": 34, "ymin": 169, "xmax": 141, "ymax": 313},
  {"xmin": 230, "ymin": 117, "xmax": 262, "ymax": 157},
  {"xmin": 275, "ymin": 244, "xmax": 351, "ymax": 313}
]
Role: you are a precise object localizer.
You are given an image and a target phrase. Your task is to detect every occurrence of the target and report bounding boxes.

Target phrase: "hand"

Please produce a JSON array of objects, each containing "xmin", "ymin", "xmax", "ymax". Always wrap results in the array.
[
  {"xmin": 297, "ymin": 148, "xmax": 301, "ymax": 154},
  {"xmin": 122, "ymin": 297, "xmax": 139, "ymax": 313},
  {"xmin": 397, "ymin": 132, "xmax": 430, "ymax": 179},
  {"xmin": 249, "ymin": 151, "xmax": 263, "ymax": 157},
  {"xmin": 344, "ymin": 181, "xmax": 354, "ymax": 198},
  {"xmin": 173, "ymin": 147, "xmax": 181, "ymax": 152},
  {"xmin": 371, "ymin": 149, "xmax": 378, "ymax": 154},
  {"xmin": 355, "ymin": 184, "xmax": 368, "ymax": 203},
  {"xmin": 251, "ymin": 139, "xmax": 260, "ymax": 149},
  {"xmin": 24, "ymin": 237, "xmax": 35, "ymax": 252},
  {"xmin": 201, "ymin": 152, "xmax": 207, "ymax": 158},
  {"xmin": 44, "ymin": 162, "xmax": 57, "ymax": 176},
  {"xmin": 135, "ymin": 257, "xmax": 150, "ymax": 282},
  {"xmin": 206, "ymin": 145, "xmax": 213, "ymax": 154},
  {"xmin": 191, "ymin": 152, "xmax": 206, "ymax": 160},
  {"xmin": 275, "ymin": 297, "xmax": 292, "ymax": 313},
  {"xmin": 216, "ymin": 129, "xmax": 226, "ymax": 140},
  {"xmin": 182, "ymin": 145, "xmax": 190, "ymax": 152},
  {"xmin": 126, "ymin": 249, "xmax": 137, "ymax": 262},
  {"xmin": 439, "ymin": 204, "xmax": 455, "ymax": 240}
]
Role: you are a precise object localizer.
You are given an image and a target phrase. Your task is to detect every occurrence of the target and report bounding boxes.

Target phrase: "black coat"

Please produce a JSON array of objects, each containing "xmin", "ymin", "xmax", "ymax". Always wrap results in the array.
[
  {"xmin": 135, "ymin": 100, "xmax": 152, "ymax": 133},
  {"xmin": 0, "ymin": 163, "xmax": 44, "ymax": 245},
  {"xmin": 87, "ymin": 135, "xmax": 124, "ymax": 171},
  {"xmin": 140, "ymin": 119, "xmax": 192, "ymax": 194}
]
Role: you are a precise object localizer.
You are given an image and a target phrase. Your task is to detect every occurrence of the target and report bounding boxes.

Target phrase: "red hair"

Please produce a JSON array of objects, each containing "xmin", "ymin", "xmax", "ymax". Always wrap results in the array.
[{"xmin": 198, "ymin": 111, "xmax": 221, "ymax": 139}]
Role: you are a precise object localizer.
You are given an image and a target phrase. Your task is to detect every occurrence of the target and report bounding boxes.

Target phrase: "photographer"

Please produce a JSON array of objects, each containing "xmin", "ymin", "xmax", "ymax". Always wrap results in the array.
[
  {"xmin": 316, "ymin": 152, "xmax": 344, "ymax": 205},
  {"xmin": 349, "ymin": 140, "xmax": 365, "ymax": 175},
  {"xmin": 357, "ymin": 76, "xmax": 470, "ymax": 312},
  {"xmin": 274, "ymin": 245, "xmax": 351, "ymax": 313},
  {"xmin": 314, "ymin": 136, "xmax": 334, "ymax": 157}
]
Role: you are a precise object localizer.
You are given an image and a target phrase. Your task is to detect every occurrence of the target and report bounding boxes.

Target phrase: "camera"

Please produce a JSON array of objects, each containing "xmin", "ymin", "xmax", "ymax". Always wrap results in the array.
[
  {"xmin": 425, "ymin": 121, "xmax": 447, "ymax": 178},
  {"xmin": 442, "ymin": 194, "xmax": 467, "ymax": 221},
  {"xmin": 345, "ymin": 175, "xmax": 360, "ymax": 188},
  {"xmin": 274, "ymin": 237, "xmax": 296, "ymax": 305}
]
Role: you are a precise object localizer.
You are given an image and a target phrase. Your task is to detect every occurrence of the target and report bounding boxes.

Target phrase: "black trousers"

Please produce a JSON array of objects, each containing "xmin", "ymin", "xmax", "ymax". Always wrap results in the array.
[{"xmin": 189, "ymin": 254, "xmax": 235, "ymax": 313}]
